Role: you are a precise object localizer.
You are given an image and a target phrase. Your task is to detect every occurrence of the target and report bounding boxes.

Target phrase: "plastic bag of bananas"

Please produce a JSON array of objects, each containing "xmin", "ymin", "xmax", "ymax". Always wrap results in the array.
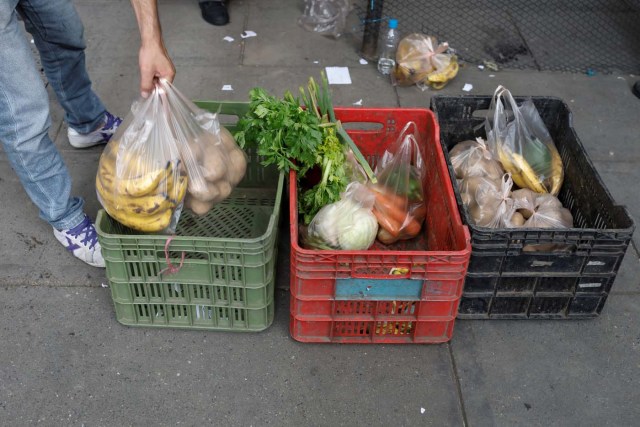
[
  {"xmin": 485, "ymin": 86, "xmax": 564, "ymax": 196},
  {"xmin": 96, "ymin": 79, "xmax": 246, "ymax": 233},
  {"xmin": 393, "ymin": 33, "xmax": 459, "ymax": 90}
]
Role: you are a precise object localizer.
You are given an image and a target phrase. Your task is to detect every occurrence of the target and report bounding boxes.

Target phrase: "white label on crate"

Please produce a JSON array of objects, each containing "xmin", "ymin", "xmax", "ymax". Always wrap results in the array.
[
  {"xmin": 579, "ymin": 283, "xmax": 602, "ymax": 288},
  {"xmin": 531, "ymin": 261, "xmax": 554, "ymax": 267},
  {"xmin": 587, "ymin": 261, "xmax": 606, "ymax": 266}
]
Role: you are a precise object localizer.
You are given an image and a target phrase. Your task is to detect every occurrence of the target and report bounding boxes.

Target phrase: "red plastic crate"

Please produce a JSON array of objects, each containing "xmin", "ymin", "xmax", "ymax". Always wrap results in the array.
[{"xmin": 289, "ymin": 107, "xmax": 471, "ymax": 344}]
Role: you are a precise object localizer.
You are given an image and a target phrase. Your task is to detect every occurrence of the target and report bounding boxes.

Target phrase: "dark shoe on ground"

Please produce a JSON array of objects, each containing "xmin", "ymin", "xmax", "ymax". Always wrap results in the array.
[
  {"xmin": 200, "ymin": 1, "xmax": 229, "ymax": 26},
  {"xmin": 633, "ymin": 81, "xmax": 640, "ymax": 99}
]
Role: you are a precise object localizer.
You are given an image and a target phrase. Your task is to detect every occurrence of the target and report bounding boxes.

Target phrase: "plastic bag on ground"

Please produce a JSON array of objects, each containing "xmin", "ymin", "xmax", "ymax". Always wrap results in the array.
[
  {"xmin": 393, "ymin": 33, "xmax": 458, "ymax": 90},
  {"xmin": 485, "ymin": 85, "xmax": 564, "ymax": 195},
  {"xmin": 298, "ymin": 0, "xmax": 351, "ymax": 38},
  {"xmin": 449, "ymin": 137, "xmax": 504, "ymax": 181},
  {"xmin": 96, "ymin": 80, "xmax": 246, "ymax": 233},
  {"xmin": 368, "ymin": 122, "xmax": 427, "ymax": 245},
  {"xmin": 304, "ymin": 182, "xmax": 378, "ymax": 250}
]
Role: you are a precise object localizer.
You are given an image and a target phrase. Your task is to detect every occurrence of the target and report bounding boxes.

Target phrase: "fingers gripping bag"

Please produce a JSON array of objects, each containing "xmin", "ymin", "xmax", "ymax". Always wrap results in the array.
[
  {"xmin": 368, "ymin": 122, "xmax": 427, "ymax": 245},
  {"xmin": 96, "ymin": 79, "xmax": 247, "ymax": 233},
  {"xmin": 485, "ymin": 86, "xmax": 564, "ymax": 195},
  {"xmin": 304, "ymin": 182, "xmax": 378, "ymax": 250}
]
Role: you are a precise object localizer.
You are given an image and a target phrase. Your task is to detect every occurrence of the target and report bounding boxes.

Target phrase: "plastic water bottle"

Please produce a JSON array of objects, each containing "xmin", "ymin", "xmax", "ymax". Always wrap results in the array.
[{"xmin": 377, "ymin": 19, "xmax": 400, "ymax": 75}]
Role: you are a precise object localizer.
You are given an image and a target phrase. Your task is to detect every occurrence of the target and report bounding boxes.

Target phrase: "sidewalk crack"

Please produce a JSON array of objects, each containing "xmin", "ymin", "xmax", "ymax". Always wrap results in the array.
[{"xmin": 448, "ymin": 342, "xmax": 470, "ymax": 427}]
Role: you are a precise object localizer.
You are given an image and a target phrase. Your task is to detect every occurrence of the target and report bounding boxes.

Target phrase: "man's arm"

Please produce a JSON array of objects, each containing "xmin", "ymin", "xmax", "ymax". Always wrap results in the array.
[{"xmin": 130, "ymin": 0, "xmax": 176, "ymax": 97}]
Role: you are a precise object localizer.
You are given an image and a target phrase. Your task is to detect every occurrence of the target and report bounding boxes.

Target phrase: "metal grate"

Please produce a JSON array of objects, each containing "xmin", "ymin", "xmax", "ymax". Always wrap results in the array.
[{"xmin": 354, "ymin": 0, "xmax": 640, "ymax": 74}]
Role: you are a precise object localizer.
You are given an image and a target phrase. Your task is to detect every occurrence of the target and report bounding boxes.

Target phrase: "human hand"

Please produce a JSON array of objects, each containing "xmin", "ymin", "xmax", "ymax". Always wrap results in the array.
[{"xmin": 138, "ymin": 42, "xmax": 175, "ymax": 98}]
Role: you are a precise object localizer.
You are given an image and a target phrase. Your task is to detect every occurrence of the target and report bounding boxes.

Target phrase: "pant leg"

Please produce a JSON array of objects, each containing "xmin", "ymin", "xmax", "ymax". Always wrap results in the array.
[
  {"xmin": 0, "ymin": 3, "xmax": 85, "ymax": 230},
  {"xmin": 17, "ymin": 0, "xmax": 106, "ymax": 134}
]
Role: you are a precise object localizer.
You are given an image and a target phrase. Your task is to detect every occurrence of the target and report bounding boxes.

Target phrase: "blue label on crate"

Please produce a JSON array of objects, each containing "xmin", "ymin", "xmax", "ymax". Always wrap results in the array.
[{"xmin": 335, "ymin": 278, "xmax": 423, "ymax": 301}]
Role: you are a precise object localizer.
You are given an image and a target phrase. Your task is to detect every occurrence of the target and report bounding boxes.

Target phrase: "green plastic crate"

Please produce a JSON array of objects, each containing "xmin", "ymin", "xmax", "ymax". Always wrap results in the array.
[{"xmin": 96, "ymin": 101, "xmax": 282, "ymax": 331}]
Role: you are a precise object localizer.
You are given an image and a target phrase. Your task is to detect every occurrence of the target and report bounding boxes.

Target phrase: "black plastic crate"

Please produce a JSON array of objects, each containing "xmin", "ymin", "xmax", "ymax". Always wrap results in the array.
[{"xmin": 431, "ymin": 95, "xmax": 635, "ymax": 319}]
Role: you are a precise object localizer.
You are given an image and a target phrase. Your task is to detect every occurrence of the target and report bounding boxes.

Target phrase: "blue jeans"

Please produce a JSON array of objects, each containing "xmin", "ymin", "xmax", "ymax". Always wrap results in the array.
[{"xmin": 0, "ymin": 0, "xmax": 106, "ymax": 230}]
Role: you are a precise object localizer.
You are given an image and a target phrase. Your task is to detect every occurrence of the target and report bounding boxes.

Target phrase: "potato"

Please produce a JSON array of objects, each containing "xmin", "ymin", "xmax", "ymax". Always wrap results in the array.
[
  {"xmin": 201, "ymin": 145, "xmax": 228, "ymax": 182},
  {"xmin": 216, "ymin": 181, "xmax": 232, "ymax": 201},
  {"xmin": 185, "ymin": 195, "xmax": 215, "ymax": 216},
  {"xmin": 450, "ymin": 140, "xmax": 504, "ymax": 181},
  {"xmin": 469, "ymin": 203, "xmax": 499, "ymax": 227},
  {"xmin": 227, "ymin": 148, "xmax": 247, "ymax": 185},
  {"xmin": 188, "ymin": 179, "xmax": 221, "ymax": 203},
  {"xmin": 509, "ymin": 211, "xmax": 525, "ymax": 227},
  {"xmin": 219, "ymin": 126, "xmax": 239, "ymax": 150},
  {"xmin": 461, "ymin": 176, "xmax": 500, "ymax": 203}
]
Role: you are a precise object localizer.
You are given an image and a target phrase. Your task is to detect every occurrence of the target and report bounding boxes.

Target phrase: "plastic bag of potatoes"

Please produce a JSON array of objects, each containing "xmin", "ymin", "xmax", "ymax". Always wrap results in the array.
[{"xmin": 96, "ymin": 79, "xmax": 246, "ymax": 233}]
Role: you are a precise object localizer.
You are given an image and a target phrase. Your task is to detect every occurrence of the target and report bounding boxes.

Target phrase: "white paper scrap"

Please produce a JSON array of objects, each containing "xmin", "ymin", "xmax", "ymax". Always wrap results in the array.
[
  {"xmin": 313, "ymin": 60, "xmax": 320, "ymax": 64},
  {"xmin": 462, "ymin": 83, "xmax": 473, "ymax": 92},
  {"xmin": 359, "ymin": 58, "xmax": 368, "ymax": 65},
  {"xmin": 222, "ymin": 85, "xmax": 234, "ymax": 91},
  {"xmin": 224, "ymin": 36, "xmax": 234, "ymax": 42},
  {"xmin": 420, "ymin": 408, "xmax": 426, "ymax": 414},
  {"xmin": 100, "ymin": 283, "xmax": 109, "ymax": 288},
  {"xmin": 353, "ymin": 99, "xmax": 363, "ymax": 106},
  {"xmin": 489, "ymin": 74, "xmax": 496, "ymax": 78},
  {"xmin": 241, "ymin": 30, "xmax": 257, "ymax": 39},
  {"xmin": 325, "ymin": 66, "xmax": 352, "ymax": 85},
  {"xmin": 478, "ymin": 64, "xmax": 485, "ymax": 70}
]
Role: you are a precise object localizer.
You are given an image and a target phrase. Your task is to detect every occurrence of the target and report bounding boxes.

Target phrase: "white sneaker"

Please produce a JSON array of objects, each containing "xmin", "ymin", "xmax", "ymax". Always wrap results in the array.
[
  {"xmin": 53, "ymin": 215, "xmax": 105, "ymax": 268},
  {"xmin": 67, "ymin": 111, "xmax": 122, "ymax": 148}
]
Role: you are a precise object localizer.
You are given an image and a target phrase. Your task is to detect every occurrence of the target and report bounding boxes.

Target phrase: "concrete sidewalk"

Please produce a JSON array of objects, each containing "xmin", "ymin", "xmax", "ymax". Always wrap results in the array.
[{"xmin": 1, "ymin": 0, "xmax": 639, "ymax": 425}]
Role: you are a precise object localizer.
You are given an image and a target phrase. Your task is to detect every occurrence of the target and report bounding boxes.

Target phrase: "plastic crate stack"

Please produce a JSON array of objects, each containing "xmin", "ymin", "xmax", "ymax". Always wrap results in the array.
[
  {"xmin": 96, "ymin": 102, "xmax": 284, "ymax": 331},
  {"xmin": 289, "ymin": 107, "xmax": 472, "ymax": 344},
  {"xmin": 431, "ymin": 95, "xmax": 635, "ymax": 319}
]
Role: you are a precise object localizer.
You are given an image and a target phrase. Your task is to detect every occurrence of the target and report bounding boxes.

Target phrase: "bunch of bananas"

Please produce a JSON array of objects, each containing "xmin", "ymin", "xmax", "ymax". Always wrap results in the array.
[
  {"xmin": 427, "ymin": 56, "xmax": 459, "ymax": 89},
  {"xmin": 96, "ymin": 141, "xmax": 188, "ymax": 232},
  {"xmin": 497, "ymin": 143, "xmax": 563, "ymax": 196}
]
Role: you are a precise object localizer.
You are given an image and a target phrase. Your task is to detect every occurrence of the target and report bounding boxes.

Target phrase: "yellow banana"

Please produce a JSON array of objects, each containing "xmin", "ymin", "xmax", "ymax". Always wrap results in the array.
[
  {"xmin": 117, "ymin": 161, "xmax": 170, "ymax": 197},
  {"xmin": 549, "ymin": 146, "xmax": 564, "ymax": 196},
  {"xmin": 97, "ymin": 174, "xmax": 174, "ymax": 216},
  {"xmin": 107, "ymin": 207, "xmax": 173, "ymax": 233},
  {"xmin": 171, "ymin": 176, "xmax": 188, "ymax": 204},
  {"xmin": 511, "ymin": 152, "xmax": 547, "ymax": 193},
  {"xmin": 497, "ymin": 147, "xmax": 547, "ymax": 193},
  {"xmin": 427, "ymin": 59, "xmax": 459, "ymax": 84}
]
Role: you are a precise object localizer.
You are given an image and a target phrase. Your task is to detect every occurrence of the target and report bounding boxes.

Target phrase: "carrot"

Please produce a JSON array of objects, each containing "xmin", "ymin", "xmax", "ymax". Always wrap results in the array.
[
  {"xmin": 372, "ymin": 189, "xmax": 409, "ymax": 224},
  {"xmin": 401, "ymin": 217, "xmax": 422, "ymax": 237},
  {"xmin": 372, "ymin": 185, "xmax": 409, "ymax": 209},
  {"xmin": 372, "ymin": 207, "xmax": 402, "ymax": 238},
  {"xmin": 411, "ymin": 203, "xmax": 427, "ymax": 222}
]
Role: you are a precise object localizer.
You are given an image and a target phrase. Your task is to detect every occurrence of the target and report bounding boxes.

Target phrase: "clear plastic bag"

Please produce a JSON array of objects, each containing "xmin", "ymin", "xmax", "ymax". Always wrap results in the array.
[
  {"xmin": 449, "ymin": 137, "xmax": 504, "ymax": 181},
  {"xmin": 511, "ymin": 188, "xmax": 573, "ymax": 228},
  {"xmin": 368, "ymin": 122, "xmax": 427, "ymax": 244},
  {"xmin": 393, "ymin": 33, "xmax": 458, "ymax": 90},
  {"xmin": 96, "ymin": 80, "xmax": 246, "ymax": 233},
  {"xmin": 485, "ymin": 86, "xmax": 564, "ymax": 195},
  {"xmin": 511, "ymin": 188, "xmax": 573, "ymax": 252},
  {"xmin": 298, "ymin": 0, "xmax": 351, "ymax": 38},
  {"xmin": 463, "ymin": 173, "xmax": 515, "ymax": 228},
  {"xmin": 304, "ymin": 182, "xmax": 378, "ymax": 250}
]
